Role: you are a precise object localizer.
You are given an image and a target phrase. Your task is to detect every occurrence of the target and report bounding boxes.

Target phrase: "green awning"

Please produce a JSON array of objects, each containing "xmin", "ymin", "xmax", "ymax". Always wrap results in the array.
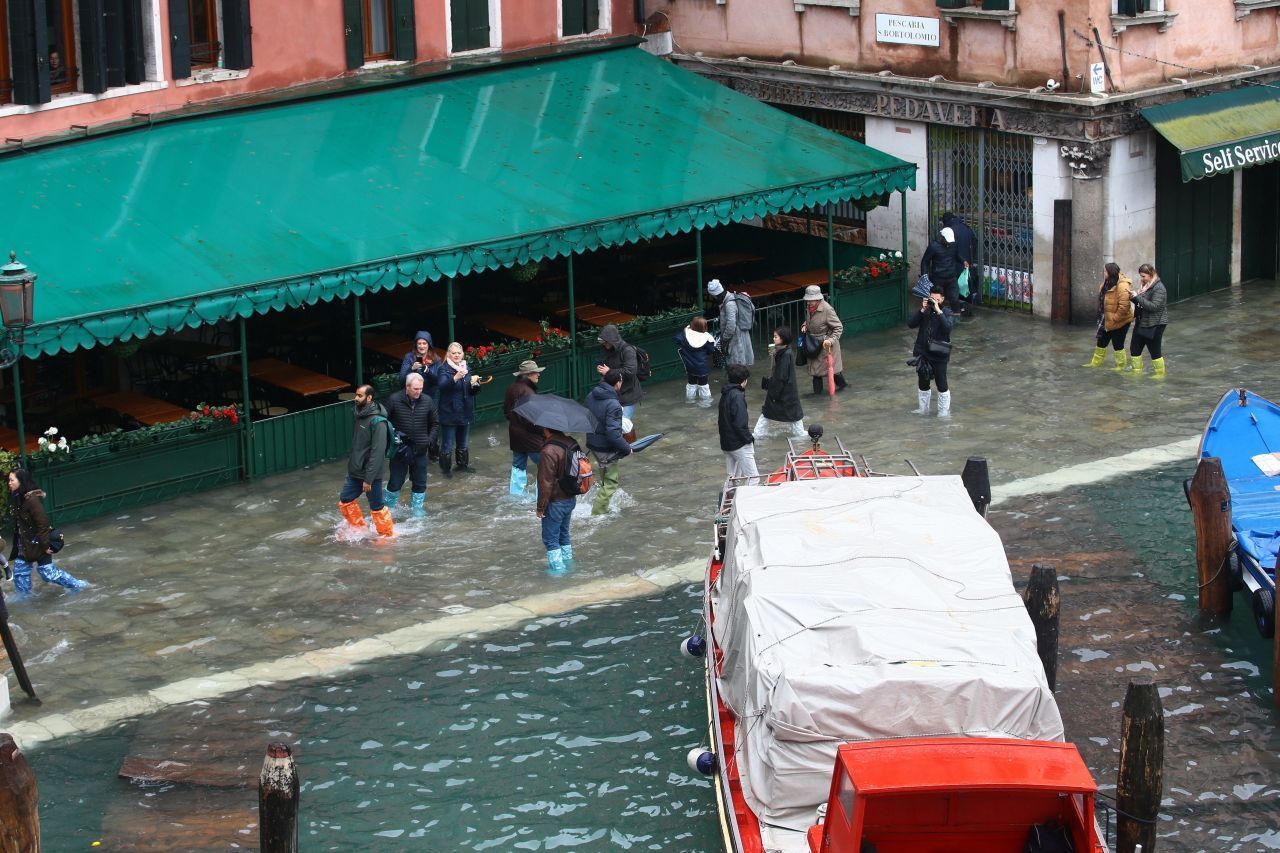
[
  {"xmin": 1142, "ymin": 85, "xmax": 1280, "ymax": 182},
  {"xmin": 3, "ymin": 44, "xmax": 914, "ymax": 357}
]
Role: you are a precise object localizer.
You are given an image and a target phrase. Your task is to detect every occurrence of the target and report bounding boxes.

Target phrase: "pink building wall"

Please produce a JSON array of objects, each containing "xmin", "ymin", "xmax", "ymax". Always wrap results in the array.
[
  {"xmin": 1, "ymin": 0, "xmax": 634, "ymax": 142},
  {"xmin": 662, "ymin": 0, "xmax": 1280, "ymax": 90}
]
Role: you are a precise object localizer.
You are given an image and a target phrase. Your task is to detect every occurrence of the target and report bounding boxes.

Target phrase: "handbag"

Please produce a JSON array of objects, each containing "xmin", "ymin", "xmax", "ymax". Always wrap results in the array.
[
  {"xmin": 927, "ymin": 339, "xmax": 953, "ymax": 357},
  {"xmin": 48, "ymin": 528, "xmax": 65, "ymax": 554},
  {"xmin": 793, "ymin": 340, "xmax": 808, "ymax": 367}
]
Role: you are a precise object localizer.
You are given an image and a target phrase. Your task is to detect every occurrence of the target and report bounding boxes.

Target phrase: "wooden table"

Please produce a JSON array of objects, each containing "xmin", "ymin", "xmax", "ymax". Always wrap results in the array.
[
  {"xmin": 0, "ymin": 426, "xmax": 41, "ymax": 454},
  {"xmin": 468, "ymin": 313, "xmax": 544, "ymax": 342},
  {"xmin": 555, "ymin": 303, "xmax": 637, "ymax": 328},
  {"xmin": 739, "ymin": 278, "xmax": 805, "ymax": 300},
  {"xmin": 363, "ymin": 334, "xmax": 446, "ymax": 364},
  {"xmin": 143, "ymin": 338, "xmax": 237, "ymax": 362},
  {"xmin": 775, "ymin": 268, "xmax": 832, "ymax": 288},
  {"xmin": 91, "ymin": 391, "xmax": 193, "ymax": 426},
  {"xmin": 703, "ymin": 250, "xmax": 765, "ymax": 269},
  {"xmin": 247, "ymin": 358, "xmax": 350, "ymax": 397}
]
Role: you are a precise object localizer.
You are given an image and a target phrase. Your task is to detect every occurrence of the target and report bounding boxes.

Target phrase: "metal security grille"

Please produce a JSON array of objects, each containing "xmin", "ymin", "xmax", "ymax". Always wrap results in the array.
[{"xmin": 928, "ymin": 127, "xmax": 1034, "ymax": 313}]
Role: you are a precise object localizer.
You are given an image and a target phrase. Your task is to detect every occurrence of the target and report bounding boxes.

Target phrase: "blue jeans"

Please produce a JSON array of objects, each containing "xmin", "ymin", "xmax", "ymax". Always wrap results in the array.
[
  {"xmin": 440, "ymin": 424, "xmax": 470, "ymax": 457},
  {"xmin": 541, "ymin": 498, "xmax": 575, "ymax": 552},
  {"xmin": 513, "ymin": 450, "xmax": 541, "ymax": 470},
  {"xmin": 388, "ymin": 452, "xmax": 428, "ymax": 493},
  {"xmin": 340, "ymin": 474, "xmax": 385, "ymax": 511},
  {"xmin": 621, "ymin": 404, "xmax": 636, "ymax": 421}
]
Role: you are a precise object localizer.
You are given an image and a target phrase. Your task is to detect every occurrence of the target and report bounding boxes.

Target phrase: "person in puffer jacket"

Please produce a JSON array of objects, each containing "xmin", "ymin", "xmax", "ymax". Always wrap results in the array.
[
  {"xmin": 673, "ymin": 315, "xmax": 717, "ymax": 405},
  {"xmin": 8, "ymin": 468, "xmax": 88, "ymax": 596},
  {"xmin": 584, "ymin": 370, "xmax": 633, "ymax": 516}
]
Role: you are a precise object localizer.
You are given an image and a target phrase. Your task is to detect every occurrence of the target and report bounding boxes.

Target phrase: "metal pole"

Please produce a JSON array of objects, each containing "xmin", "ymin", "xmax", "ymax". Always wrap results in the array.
[
  {"xmin": 11, "ymin": 356, "xmax": 24, "ymax": 464},
  {"xmin": 239, "ymin": 316, "xmax": 253, "ymax": 481},
  {"xmin": 977, "ymin": 127, "xmax": 987, "ymax": 304},
  {"xmin": 568, "ymin": 255, "xmax": 577, "ymax": 399},
  {"xmin": 695, "ymin": 230, "xmax": 704, "ymax": 311},
  {"xmin": 353, "ymin": 294, "xmax": 363, "ymax": 386},
  {"xmin": 900, "ymin": 189, "xmax": 909, "ymax": 320},
  {"xmin": 446, "ymin": 277, "xmax": 455, "ymax": 344},
  {"xmin": 826, "ymin": 203, "xmax": 836, "ymax": 311}
]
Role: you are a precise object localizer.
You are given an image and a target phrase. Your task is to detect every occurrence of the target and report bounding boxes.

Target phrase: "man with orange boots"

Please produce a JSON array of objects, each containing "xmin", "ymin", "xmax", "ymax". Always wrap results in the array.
[{"xmin": 338, "ymin": 383, "xmax": 395, "ymax": 536}]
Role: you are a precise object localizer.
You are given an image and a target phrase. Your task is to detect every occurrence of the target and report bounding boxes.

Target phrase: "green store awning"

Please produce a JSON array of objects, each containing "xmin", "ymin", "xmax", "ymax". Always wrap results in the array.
[
  {"xmin": 3, "ymin": 44, "xmax": 915, "ymax": 358},
  {"xmin": 1142, "ymin": 84, "xmax": 1280, "ymax": 182}
]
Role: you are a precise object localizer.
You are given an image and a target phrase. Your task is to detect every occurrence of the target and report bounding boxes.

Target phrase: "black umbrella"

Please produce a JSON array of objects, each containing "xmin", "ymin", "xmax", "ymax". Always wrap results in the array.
[{"xmin": 514, "ymin": 393, "xmax": 598, "ymax": 434}]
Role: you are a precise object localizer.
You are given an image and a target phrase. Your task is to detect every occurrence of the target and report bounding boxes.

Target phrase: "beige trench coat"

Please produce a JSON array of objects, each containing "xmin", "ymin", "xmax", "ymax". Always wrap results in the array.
[{"xmin": 802, "ymin": 300, "xmax": 844, "ymax": 376}]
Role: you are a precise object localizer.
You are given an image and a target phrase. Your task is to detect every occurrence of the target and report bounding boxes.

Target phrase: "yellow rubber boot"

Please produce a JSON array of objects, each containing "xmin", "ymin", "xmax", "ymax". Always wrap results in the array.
[
  {"xmin": 371, "ymin": 506, "xmax": 395, "ymax": 537},
  {"xmin": 339, "ymin": 500, "xmax": 367, "ymax": 528},
  {"xmin": 1082, "ymin": 347, "xmax": 1106, "ymax": 368},
  {"xmin": 1125, "ymin": 353, "xmax": 1144, "ymax": 376},
  {"xmin": 1111, "ymin": 350, "xmax": 1128, "ymax": 371},
  {"xmin": 1150, "ymin": 357, "xmax": 1166, "ymax": 379}
]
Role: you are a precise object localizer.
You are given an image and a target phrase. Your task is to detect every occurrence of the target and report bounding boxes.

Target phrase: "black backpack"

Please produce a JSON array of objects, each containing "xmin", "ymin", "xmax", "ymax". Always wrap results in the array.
[
  {"xmin": 550, "ymin": 438, "xmax": 594, "ymax": 495},
  {"xmin": 631, "ymin": 345, "xmax": 653, "ymax": 382}
]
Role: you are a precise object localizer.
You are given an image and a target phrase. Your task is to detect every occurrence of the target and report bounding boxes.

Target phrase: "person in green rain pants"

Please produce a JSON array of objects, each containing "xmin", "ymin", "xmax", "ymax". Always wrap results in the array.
[{"xmin": 584, "ymin": 370, "xmax": 633, "ymax": 515}]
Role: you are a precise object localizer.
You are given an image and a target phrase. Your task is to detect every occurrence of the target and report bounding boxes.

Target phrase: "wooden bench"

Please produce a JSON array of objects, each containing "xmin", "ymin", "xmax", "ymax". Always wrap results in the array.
[
  {"xmin": 247, "ymin": 358, "xmax": 350, "ymax": 397},
  {"xmin": 91, "ymin": 390, "xmax": 193, "ymax": 426}
]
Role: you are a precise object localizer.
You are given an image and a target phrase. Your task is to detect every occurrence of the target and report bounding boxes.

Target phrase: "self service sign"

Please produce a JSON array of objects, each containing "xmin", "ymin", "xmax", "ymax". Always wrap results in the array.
[{"xmin": 1141, "ymin": 87, "xmax": 1280, "ymax": 182}]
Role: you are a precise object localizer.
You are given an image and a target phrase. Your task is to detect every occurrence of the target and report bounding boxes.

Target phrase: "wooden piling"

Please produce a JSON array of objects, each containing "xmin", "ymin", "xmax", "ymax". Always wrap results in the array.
[
  {"xmin": 1117, "ymin": 678, "xmax": 1163, "ymax": 853},
  {"xmin": 259, "ymin": 742, "xmax": 298, "ymax": 853},
  {"xmin": 0, "ymin": 733, "xmax": 40, "ymax": 851},
  {"xmin": 1188, "ymin": 456, "xmax": 1232, "ymax": 619},
  {"xmin": 960, "ymin": 457, "xmax": 991, "ymax": 517},
  {"xmin": 1022, "ymin": 564, "xmax": 1060, "ymax": 692}
]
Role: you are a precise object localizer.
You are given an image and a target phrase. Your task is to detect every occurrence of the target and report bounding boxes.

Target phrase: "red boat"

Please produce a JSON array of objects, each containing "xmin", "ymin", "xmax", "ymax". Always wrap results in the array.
[{"xmin": 685, "ymin": 432, "xmax": 1107, "ymax": 853}]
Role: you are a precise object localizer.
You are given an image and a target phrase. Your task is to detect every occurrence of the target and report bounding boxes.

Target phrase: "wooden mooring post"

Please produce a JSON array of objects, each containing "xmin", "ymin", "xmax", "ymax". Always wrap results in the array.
[
  {"xmin": 960, "ymin": 457, "xmax": 991, "ymax": 517},
  {"xmin": 259, "ymin": 742, "xmax": 299, "ymax": 853},
  {"xmin": 1188, "ymin": 456, "xmax": 1232, "ymax": 619},
  {"xmin": 1022, "ymin": 564, "xmax": 1060, "ymax": 692},
  {"xmin": 1116, "ymin": 678, "xmax": 1163, "ymax": 853},
  {"xmin": 0, "ymin": 733, "xmax": 40, "ymax": 851}
]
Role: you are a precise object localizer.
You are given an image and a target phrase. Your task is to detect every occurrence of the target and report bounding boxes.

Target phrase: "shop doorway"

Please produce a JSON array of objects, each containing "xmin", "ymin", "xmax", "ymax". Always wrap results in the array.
[
  {"xmin": 1155, "ymin": 137, "xmax": 1233, "ymax": 301},
  {"xmin": 1241, "ymin": 160, "xmax": 1280, "ymax": 281},
  {"xmin": 928, "ymin": 127, "xmax": 1034, "ymax": 313}
]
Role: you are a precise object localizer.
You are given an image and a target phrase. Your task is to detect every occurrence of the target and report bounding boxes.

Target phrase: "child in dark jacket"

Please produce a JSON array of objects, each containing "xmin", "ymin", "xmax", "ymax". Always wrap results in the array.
[
  {"xmin": 718, "ymin": 364, "xmax": 757, "ymax": 479},
  {"xmin": 673, "ymin": 316, "xmax": 717, "ymax": 405}
]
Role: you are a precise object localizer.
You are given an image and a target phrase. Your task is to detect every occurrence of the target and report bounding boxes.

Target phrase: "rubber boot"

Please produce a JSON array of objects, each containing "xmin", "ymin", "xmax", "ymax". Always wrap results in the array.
[
  {"xmin": 37, "ymin": 561, "xmax": 88, "ymax": 591},
  {"xmin": 339, "ymin": 500, "xmax": 367, "ymax": 528},
  {"xmin": 1111, "ymin": 349, "xmax": 1129, "ymax": 371},
  {"xmin": 696, "ymin": 385, "xmax": 712, "ymax": 404},
  {"xmin": 509, "ymin": 466, "xmax": 527, "ymax": 497},
  {"xmin": 562, "ymin": 544, "xmax": 574, "ymax": 561},
  {"xmin": 410, "ymin": 491, "xmax": 427, "ymax": 518},
  {"xmin": 546, "ymin": 548, "xmax": 567, "ymax": 576},
  {"xmin": 937, "ymin": 390, "xmax": 952, "ymax": 418},
  {"xmin": 833, "ymin": 373, "xmax": 847, "ymax": 393},
  {"xmin": 12, "ymin": 559, "xmax": 32, "ymax": 596},
  {"xmin": 371, "ymin": 506, "xmax": 395, "ymax": 537},
  {"xmin": 385, "ymin": 489, "xmax": 401, "ymax": 512},
  {"xmin": 440, "ymin": 455, "xmax": 453, "ymax": 479},
  {"xmin": 1151, "ymin": 356, "xmax": 1166, "ymax": 379},
  {"xmin": 685, "ymin": 384, "xmax": 697, "ymax": 401},
  {"xmin": 914, "ymin": 390, "xmax": 932, "ymax": 415},
  {"xmin": 1082, "ymin": 346, "xmax": 1106, "ymax": 368},
  {"xmin": 812, "ymin": 376, "xmax": 824, "ymax": 396},
  {"xmin": 457, "ymin": 448, "xmax": 475, "ymax": 473},
  {"xmin": 1126, "ymin": 353, "xmax": 1145, "ymax": 376}
]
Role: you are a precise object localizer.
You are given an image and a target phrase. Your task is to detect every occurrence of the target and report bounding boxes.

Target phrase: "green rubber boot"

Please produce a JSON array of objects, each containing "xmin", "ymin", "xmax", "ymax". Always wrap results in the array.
[{"xmin": 1082, "ymin": 347, "xmax": 1106, "ymax": 368}]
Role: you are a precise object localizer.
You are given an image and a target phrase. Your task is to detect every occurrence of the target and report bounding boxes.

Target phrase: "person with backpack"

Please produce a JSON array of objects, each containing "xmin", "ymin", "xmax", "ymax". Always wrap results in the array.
[
  {"xmin": 8, "ymin": 468, "xmax": 88, "ymax": 596},
  {"xmin": 707, "ymin": 279, "xmax": 755, "ymax": 368},
  {"xmin": 384, "ymin": 372, "xmax": 439, "ymax": 519},
  {"xmin": 536, "ymin": 426, "xmax": 587, "ymax": 575},
  {"xmin": 585, "ymin": 369, "xmax": 633, "ymax": 515},
  {"xmin": 338, "ymin": 383, "xmax": 395, "ymax": 536},
  {"xmin": 673, "ymin": 315, "xmax": 716, "ymax": 405},
  {"xmin": 595, "ymin": 324, "xmax": 644, "ymax": 421},
  {"xmin": 799, "ymin": 285, "xmax": 847, "ymax": 394}
]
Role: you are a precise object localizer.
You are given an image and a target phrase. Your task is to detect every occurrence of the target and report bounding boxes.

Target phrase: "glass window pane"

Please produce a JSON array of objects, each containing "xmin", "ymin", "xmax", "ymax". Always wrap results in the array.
[
  {"xmin": 370, "ymin": 0, "xmax": 391, "ymax": 55},
  {"xmin": 190, "ymin": 0, "xmax": 217, "ymax": 65},
  {"xmin": 45, "ymin": 0, "xmax": 69, "ymax": 85}
]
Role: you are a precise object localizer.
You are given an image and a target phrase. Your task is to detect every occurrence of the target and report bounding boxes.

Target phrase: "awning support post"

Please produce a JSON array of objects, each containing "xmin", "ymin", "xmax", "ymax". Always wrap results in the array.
[
  {"xmin": 901, "ymin": 189, "xmax": 910, "ymax": 320},
  {"xmin": 11, "ymin": 359, "xmax": 25, "ymax": 464},
  {"xmin": 446, "ymin": 277, "xmax": 455, "ymax": 344},
  {"xmin": 695, "ymin": 230, "xmax": 704, "ymax": 311},
  {"xmin": 826, "ymin": 203, "xmax": 836, "ymax": 310},
  {"xmin": 353, "ymin": 294, "xmax": 363, "ymax": 386},
  {"xmin": 239, "ymin": 316, "xmax": 254, "ymax": 481},
  {"xmin": 568, "ymin": 255, "xmax": 578, "ymax": 399}
]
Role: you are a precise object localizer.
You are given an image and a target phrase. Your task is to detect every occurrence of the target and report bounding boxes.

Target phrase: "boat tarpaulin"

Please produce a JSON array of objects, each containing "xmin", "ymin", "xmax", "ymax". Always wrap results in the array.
[{"xmin": 711, "ymin": 475, "xmax": 1062, "ymax": 831}]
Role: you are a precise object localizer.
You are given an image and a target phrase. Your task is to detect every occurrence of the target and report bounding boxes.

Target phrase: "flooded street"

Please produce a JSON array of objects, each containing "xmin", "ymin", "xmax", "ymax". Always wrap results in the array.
[{"xmin": 7, "ymin": 280, "xmax": 1280, "ymax": 849}]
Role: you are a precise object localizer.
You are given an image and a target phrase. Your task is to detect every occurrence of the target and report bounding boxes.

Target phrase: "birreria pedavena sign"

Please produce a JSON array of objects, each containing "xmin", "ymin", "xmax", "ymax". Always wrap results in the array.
[{"xmin": 1192, "ymin": 136, "xmax": 1280, "ymax": 180}]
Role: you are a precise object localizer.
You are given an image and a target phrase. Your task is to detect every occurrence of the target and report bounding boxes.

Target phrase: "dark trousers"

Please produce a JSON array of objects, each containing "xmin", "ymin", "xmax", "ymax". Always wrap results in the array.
[
  {"xmin": 1130, "ymin": 324, "xmax": 1166, "ymax": 359},
  {"xmin": 933, "ymin": 275, "xmax": 961, "ymax": 312},
  {"xmin": 1096, "ymin": 324, "xmax": 1130, "ymax": 350},
  {"xmin": 388, "ymin": 451, "xmax": 428, "ymax": 494},
  {"xmin": 917, "ymin": 358, "xmax": 949, "ymax": 393}
]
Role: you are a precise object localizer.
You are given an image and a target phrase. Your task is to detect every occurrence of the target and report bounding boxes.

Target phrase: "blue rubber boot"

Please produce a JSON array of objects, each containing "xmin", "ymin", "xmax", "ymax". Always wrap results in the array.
[
  {"xmin": 546, "ymin": 548, "xmax": 567, "ymax": 576},
  {"xmin": 385, "ymin": 489, "xmax": 401, "ymax": 512},
  {"xmin": 12, "ymin": 559, "xmax": 33, "ymax": 596},
  {"xmin": 37, "ymin": 561, "xmax": 88, "ymax": 591},
  {"xmin": 409, "ymin": 491, "xmax": 427, "ymax": 518},
  {"xmin": 509, "ymin": 466, "xmax": 527, "ymax": 497},
  {"xmin": 561, "ymin": 544, "xmax": 574, "ymax": 562}
]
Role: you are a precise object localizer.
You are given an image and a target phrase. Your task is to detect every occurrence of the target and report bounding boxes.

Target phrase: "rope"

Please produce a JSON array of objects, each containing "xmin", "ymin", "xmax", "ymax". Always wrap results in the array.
[
  {"xmin": 1196, "ymin": 538, "xmax": 1237, "ymax": 590},
  {"xmin": 1073, "ymin": 29, "xmax": 1280, "ymax": 93},
  {"xmin": 1095, "ymin": 791, "xmax": 1160, "ymax": 825}
]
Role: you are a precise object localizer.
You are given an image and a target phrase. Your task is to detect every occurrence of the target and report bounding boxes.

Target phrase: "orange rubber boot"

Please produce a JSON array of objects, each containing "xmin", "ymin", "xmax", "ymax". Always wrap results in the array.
[
  {"xmin": 339, "ymin": 500, "xmax": 367, "ymax": 528},
  {"xmin": 371, "ymin": 506, "xmax": 395, "ymax": 537}
]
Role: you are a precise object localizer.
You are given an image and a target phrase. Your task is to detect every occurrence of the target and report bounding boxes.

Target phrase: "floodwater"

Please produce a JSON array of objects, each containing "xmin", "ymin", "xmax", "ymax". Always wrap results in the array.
[{"xmin": 6, "ymin": 281, "xmax": 1280, "ymax": 849}]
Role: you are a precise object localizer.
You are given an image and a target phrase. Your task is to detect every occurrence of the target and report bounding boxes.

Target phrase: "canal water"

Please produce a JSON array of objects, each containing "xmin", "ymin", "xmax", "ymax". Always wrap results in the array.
[{"xmin": 7, "ymin": 280, "xmax": 1280, "ymax": 849}]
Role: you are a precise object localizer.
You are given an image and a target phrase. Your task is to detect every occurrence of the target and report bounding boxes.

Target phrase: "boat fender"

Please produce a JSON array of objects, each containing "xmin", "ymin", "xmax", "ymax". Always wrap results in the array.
[
  {"xmin": 687, "ymin": 748, "xmax": 718, "ymax": 776},
  {"xmin": 680, "ymin": 635, "xmax": 707, "ymax": 659}
]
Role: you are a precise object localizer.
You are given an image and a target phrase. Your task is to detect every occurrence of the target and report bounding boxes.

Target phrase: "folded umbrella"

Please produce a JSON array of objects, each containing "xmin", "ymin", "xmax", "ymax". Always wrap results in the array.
[
  {"xmin": 630, "ymin": 433, "xmax": 664, "ymax": 453},
  {"xmin": 514, "ymin": 393, "xmax": 598, "ymax": 434}
]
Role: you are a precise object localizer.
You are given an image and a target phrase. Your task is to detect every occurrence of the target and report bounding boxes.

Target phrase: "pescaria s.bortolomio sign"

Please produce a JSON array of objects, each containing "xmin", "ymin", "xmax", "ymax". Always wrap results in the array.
[{"xmin": 1194, "ymin": 137, "xmax": 1280, "ymax": 180}]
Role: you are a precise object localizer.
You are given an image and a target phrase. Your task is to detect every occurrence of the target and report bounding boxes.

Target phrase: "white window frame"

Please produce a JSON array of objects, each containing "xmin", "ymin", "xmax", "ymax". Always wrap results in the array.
[
  {"xmin": 446, "ymin": 0, "xmax": 502, "ymax": 55},
  {"xmin": 556, "ymin": 0, "xmax": 610, "ymax": 39},
  {"xmin": 1111, "ymin": 0, "xmax": 1164, "ymax": 11}
]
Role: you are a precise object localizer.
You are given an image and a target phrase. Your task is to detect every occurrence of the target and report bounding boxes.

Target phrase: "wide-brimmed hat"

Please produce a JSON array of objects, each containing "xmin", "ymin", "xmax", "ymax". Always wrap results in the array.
[
  {"xmin": 512, "ymin": 359, "xmax": 547, "ymax": 376},
  {"xmin": 803, "ymin": 285, "xmax": 824, "ymax": 301}
]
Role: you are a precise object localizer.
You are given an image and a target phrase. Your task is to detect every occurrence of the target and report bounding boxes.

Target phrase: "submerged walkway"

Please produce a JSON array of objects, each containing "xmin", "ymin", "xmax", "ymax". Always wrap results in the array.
[{"xmin": 3, "ymin": 281, "xmax": 1279, "ymax": 749}]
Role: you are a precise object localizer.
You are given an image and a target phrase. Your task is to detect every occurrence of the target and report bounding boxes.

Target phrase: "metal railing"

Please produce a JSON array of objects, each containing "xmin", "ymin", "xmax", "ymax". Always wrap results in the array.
[{"xmin": 709, "ymin": 296, "xmax": 809, "ymax": 356}]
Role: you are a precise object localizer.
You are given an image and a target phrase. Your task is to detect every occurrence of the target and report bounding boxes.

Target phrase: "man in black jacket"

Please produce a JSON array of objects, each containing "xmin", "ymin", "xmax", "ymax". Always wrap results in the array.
[
  {"xmin": 718, "ymin": 364, "xmax": 757, "ymax": 479},
  {"xmin": 385, "ymin": 373, "xmax": 440, "ymax": 518},
  {"xmin": 920, "ymin": 226, "xmax": 963, "ymax": 313}
]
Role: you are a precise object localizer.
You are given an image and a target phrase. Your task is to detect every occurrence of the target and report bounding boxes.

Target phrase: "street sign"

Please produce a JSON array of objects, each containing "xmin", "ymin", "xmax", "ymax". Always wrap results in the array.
[
  {"xmin": 1090, "ymin": 62, "xmax": 1106, "ymax": 95},
  {"xmin": 875, "ymin": 13, "xmax": 940, "ymax": 47}
]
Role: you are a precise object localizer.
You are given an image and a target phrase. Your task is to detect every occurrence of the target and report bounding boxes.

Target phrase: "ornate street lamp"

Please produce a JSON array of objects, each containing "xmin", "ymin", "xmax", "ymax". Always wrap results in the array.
[{"xmin": 0, "ymin": 251, "xmax": 36, "ymax": 459}]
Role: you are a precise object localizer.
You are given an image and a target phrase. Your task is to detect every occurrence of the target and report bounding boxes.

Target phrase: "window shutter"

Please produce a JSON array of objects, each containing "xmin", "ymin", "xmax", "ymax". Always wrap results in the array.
[
  {"xmin": 449, "ymin": 0, "xmax": 467, "ymax": 52},
  {"xmin": 79, "ymin": 0, "xmax": 109, "ymax": 94},
  {"xmin": 168, "ymin": 0, "xmax": 191, "ymax": 79},
  {"xmin": 467, "ymin": 0, "xmax": 490, "ymax": 50},
  {"xmin": 342, "ymin": 0, "xmax": 363, "ymax": 69},
  {"xmin": 391, "ymin": 0, "xmax": 415, "ymax": 61},
  {"xmin": 122, "ymin": 0, "xmax": 147, "ymax": 84},
  {"xmin": 9, "ymin": 0, "xmax": 52, "ymax": 105},
  {"xmin": 222, "ymin": 0, "xmax": 253, "ymax": 70},
  {"xmin": 104, "ymin": 0, "xmax": 128, "ymax": 88},
  {"xmin": 563, "ymin": 0, "xmax": 584, "ymax": 37},
  {"xmin": 585, "ymin": 0, "xmax": 599, "ymax": 33}
]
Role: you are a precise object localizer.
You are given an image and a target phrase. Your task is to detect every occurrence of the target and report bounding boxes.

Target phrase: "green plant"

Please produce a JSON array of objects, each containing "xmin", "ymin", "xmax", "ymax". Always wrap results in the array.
[
  {"xmin": 835, "ymin": 253, "xmax": 908, "ymax": 288},
  {"xmin": 27, "ymin": 405, "xmax": 242, "ymax": 466}
]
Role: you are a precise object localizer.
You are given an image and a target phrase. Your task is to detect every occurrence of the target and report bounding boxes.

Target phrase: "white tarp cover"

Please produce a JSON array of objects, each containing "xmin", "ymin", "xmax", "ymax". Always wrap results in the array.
[{"xmin": 711, "ymin": 476, "xmax": 1063, "ymax": 830}]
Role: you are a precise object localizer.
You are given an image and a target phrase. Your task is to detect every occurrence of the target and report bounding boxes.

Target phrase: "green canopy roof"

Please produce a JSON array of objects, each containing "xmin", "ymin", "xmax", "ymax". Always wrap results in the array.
[
  {"xmin": 5, "ymin": 44, "xmax": 915, "ymax": 357},
  {"xmin": 1142, "ymin": 84, "xmax": 1280, "ymax": 182}
]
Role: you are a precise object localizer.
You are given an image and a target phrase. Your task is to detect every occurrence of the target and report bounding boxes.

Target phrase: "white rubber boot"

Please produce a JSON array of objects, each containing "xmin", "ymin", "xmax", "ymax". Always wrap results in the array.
[
  {"xmin": 914, "ymin": 390, "xmax": 932, "ymax": 415},
  {"xmin": 937, "ymin": 390, "xmax": 952, "ymax": 418},
  {"xmin": 685, "ymin": 384, "xmax": 697, "ymax": 401},
  {"xmin": 696, "ymin": 384, "xmax": 712, "ymax": 403}
]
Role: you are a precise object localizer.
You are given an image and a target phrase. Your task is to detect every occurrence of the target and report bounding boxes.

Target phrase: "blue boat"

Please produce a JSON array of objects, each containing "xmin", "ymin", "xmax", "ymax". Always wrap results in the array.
[{"xmin": 1195, "ymin": 389, "xmax": 1280, "ymax": 637}]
